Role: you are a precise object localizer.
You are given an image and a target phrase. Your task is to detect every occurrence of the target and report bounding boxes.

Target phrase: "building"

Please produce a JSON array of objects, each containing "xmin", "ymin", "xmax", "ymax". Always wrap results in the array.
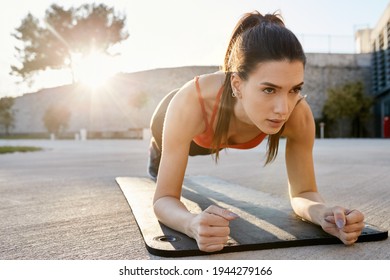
[{"xmin": 356, "ymin": 1, "xmax": 390, "ymax": 137}]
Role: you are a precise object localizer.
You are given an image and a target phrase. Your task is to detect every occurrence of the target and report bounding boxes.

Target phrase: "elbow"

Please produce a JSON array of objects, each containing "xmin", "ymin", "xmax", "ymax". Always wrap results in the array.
[
  {"xmin": 152, "ymin": 195, "xmax": 175, "ymax": 220},
  {"xmin": 152, "ymin": 191, "xmax": 167, "ymax": 217},
  {"xmin": 289, "ymin": 196, "xmax": 300, "ymax": 214},
  {"xmin": 153, "ymin": 197, "xmax": 162, "ymax": 218}
]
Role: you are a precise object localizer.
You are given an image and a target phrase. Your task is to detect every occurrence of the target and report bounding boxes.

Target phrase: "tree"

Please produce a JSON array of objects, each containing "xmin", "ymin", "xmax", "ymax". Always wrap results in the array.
[
  {"xmin": 11, "ymin": 3, "xmax": 128, "ymax": 84},
  {"xmin": 0, "ymin": 97, "xmax": 15, "ymax": 135},
  {"xmin": 42, "ymin": 105, "xmax": 71, "ymax": 137},
  {"xmin": 322, "ymin": 82, "xmax": 373, "ymax": 137}
]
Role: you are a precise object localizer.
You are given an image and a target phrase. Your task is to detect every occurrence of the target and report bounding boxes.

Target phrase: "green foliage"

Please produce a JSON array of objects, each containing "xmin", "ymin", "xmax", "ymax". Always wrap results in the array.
[
  {"xmin": 323, "ymin": 82, "xmax": 370, "ymax": 119},
  {"xmin": 0, "ymin": 146, "xmax": 42, "ymax": 154},
  {"xmin": 11, "ymin": 3, "xmax": 128, "ymax": 82},
  {"xmin": 42, "ymin": 105, "xmax": 71, "ymax": 135},
  {"xmin": 322, "ymin": 82, "xmax": 373, "ymax": 137},
  {"xmin": 0, "ymin": 97, "xmax": 15, "ymax": 135}
]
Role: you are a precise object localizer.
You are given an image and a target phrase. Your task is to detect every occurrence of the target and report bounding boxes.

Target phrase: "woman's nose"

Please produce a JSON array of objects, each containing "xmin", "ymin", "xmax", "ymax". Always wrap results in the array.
[{"xmin": 273, "ymin": 95, "xmax": 289, "ymax": 116}]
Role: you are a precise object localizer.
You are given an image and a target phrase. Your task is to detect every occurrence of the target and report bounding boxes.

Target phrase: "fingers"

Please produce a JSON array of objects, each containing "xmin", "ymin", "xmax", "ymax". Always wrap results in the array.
[
  {"xmin": 198, "ymin": 222, "xmax": 230, "ymax": 237},
  {"xmin": 197, "ymin": 236, "xmax": 230, "ymax": 252},
  {"xmin": 324, "ymin": 208, "xmax": 365, "ymax": 227},
  {"xmin": 205, "ymin": 205, "xmax": 239, "ymax": 221},
  {"xmin": 332, "ymin": 207, "xmax": 346, "ymax": 229},
  {"xmin": 345, "ymin": 209, "xmax": 365, "ymax": 225},
  {"xmin": 338, "ymin": 230, "xmax": 362, "ymax": 245},
  {"xmin": 194, "ymin": 205, "xmax": 239, "ymax": 252},
  {"xmin": 343, "ymin": 210, "xmax": 365, "ymax": 245},
  {"xmin": 323, "ymin": 207, "xmax": 365, "ymax": 246}
]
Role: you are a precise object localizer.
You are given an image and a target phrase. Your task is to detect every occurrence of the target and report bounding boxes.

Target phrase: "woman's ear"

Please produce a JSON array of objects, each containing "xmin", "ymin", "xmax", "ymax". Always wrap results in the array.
[{"xmin": 230, "ymin": 73, "xmax": 243, "ymax": 98}]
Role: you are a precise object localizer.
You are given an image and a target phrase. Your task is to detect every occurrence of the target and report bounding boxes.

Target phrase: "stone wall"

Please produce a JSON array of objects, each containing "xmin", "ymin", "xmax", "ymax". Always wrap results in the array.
[
  {"xmin": 10, "ymin": 66, "xmax": 219, "ymax": 136},
  {"xmin": 6, "ymin": 53, "xmax": 372, "ymax": 137},
  {"xmin": 303, "ymin": 53, "xmax": 372, "ymax": 119}
]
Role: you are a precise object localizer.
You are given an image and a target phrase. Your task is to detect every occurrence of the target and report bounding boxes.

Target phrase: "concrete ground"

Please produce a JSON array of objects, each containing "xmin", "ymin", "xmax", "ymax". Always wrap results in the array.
[{"xmin": 0, "ymin": 138, "xmax": 389, "ymax": 260}]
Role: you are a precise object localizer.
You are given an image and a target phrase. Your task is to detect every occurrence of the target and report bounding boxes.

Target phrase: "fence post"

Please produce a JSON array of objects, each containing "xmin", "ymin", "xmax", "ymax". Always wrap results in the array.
[{"xmin": 319, "ymin": 122, "xmax": 325, "ymax": 139}]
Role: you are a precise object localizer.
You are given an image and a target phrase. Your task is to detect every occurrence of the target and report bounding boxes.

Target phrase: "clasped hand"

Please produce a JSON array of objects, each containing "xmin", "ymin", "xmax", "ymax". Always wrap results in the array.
[
  {"xmin": 322, "ymin": 206, "xmax": 365, "ymax": 245},
  {"xmin": 188, "ymin": 205, "xmax": 239, "ymax": 252}
]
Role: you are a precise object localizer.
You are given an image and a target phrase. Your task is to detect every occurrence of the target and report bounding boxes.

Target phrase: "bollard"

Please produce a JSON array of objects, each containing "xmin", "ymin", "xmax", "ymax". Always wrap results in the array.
[
  {"xmin": 80, "ymin": 129, "xmax": 87, "ymax": 141},
  {"xmin": 320, "ymin": 122, "xmax": 325, "ymax": 139}
]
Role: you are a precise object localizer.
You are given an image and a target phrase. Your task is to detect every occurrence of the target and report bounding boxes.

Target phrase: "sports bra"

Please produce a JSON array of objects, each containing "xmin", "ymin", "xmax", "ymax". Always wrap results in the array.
[{"xmin": 192, "ymin": 76, "xmax": 267, "ymax": 149}]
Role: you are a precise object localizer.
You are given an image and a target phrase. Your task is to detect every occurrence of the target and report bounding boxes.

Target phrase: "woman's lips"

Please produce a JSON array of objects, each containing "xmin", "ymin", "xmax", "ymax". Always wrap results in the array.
[{"xmin": 267, "ymin": 119, "xmax": 285, "ymax": 128}]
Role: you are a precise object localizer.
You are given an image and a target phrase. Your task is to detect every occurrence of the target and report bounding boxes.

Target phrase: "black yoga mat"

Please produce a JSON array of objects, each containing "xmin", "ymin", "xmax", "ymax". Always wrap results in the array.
[{"xmin": 116, "ymin": 176, "xmax": 388, "ymax": 257}]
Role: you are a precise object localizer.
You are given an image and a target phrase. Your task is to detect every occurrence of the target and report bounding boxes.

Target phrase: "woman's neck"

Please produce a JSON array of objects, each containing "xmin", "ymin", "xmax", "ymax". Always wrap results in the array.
[
  {"xmin": 232, "ymin": 100, "xmax": 256, "ymax": 128},
  {"xmin": 228, "ymin": 102, "xmax": 261, "ymax": 142}
]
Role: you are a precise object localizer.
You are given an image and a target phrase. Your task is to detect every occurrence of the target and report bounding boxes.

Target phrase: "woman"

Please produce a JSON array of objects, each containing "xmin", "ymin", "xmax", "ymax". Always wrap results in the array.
[{"xmin": 148, "ymin": 11, "xmax": 365, "ymax": 252}]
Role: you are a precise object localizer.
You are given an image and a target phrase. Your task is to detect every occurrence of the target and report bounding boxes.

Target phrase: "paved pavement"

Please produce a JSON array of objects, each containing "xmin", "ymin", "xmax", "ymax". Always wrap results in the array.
[{"xmin": 0, "ymin": 138, "xmax": 389, "ymax": 259}]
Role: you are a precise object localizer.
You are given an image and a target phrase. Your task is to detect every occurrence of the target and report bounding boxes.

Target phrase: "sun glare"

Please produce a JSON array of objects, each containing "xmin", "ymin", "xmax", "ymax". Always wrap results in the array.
[{"xmin": 72, "ymin": 51, "xmax": 118, "ymax": 90}]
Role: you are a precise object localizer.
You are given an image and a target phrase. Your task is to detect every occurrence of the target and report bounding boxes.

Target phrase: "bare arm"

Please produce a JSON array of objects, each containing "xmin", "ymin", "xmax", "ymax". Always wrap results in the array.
[
  {"xmin": 152, "ymin": 81, "xmax": 201, "ymax": 233},
  {"xmin": 283, "ymin": 100, "xmax": 364, "ymax": 245},
  {"xmin": 152, "ymin": 78, "xmax": 237, "ymax": 252}
]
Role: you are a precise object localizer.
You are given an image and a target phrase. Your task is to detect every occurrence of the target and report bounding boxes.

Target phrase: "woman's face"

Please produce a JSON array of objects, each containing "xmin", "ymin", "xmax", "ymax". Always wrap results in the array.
[{"xmin": 232, "ymin": 60, "xmax": 305, "ymax": 135}]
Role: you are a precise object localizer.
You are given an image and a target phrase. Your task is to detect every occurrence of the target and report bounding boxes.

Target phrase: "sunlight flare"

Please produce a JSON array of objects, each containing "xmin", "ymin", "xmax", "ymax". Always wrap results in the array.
[{"xmin": 71, "ymin": 51, "xmax": 118, "ymax": 90}]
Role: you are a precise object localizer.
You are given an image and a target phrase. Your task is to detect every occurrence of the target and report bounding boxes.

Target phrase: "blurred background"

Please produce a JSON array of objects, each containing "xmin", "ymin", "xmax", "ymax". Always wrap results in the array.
[{"xmin": 1, "ymin": 0, "xmax": 390, "ymax": 140}]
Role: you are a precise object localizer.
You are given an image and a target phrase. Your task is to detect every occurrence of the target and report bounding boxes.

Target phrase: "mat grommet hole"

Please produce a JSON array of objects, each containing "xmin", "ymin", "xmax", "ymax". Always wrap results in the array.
[{"xmin": 154, "ymin": 235, "xmax": 181, "ymax": 242}]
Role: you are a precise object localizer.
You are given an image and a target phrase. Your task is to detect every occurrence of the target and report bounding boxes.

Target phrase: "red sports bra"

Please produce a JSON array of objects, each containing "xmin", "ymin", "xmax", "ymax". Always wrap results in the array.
[{"xmin": 192, "ymin": 76, "xmax": 266, "ymax": 149}]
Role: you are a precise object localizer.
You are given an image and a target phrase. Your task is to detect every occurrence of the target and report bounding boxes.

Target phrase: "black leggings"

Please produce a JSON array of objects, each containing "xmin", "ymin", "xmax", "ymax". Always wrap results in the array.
[{"xmin": 150, "ymin": 89, "xmax": 215, "ymax": 156}]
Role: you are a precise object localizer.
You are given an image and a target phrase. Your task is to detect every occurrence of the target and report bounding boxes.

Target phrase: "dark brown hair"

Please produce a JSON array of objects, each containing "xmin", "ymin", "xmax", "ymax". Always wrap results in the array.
[{"xmin": 212, "ymin": 11, "xmax": 306, "ymax": 164}]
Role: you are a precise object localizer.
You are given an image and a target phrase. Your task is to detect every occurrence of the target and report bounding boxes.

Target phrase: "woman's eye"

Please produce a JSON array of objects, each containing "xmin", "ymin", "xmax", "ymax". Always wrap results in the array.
[
  {"xmin": 263, "ymin": 88, "xmax": 275, "ymax": 94},
  {"xmin": 291, "ymin": 87, "xmax": 302, "ymax": 94}
]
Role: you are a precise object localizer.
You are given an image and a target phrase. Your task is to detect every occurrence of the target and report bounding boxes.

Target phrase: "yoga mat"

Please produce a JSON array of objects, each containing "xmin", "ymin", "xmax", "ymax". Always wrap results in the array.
[{"xmin": 116, "ymin": 176, "xmax": 388, "ymax": 257}]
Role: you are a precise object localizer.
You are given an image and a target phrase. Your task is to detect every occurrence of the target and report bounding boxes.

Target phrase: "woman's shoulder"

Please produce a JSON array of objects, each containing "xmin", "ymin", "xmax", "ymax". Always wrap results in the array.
[
  {"xmin": 172, "ymin": 71, "xmax": 225, "ymax": 107},
  {"xmin": 196, "ymin": 71, "xmax": 225, "ymax": 98},
  {"xmin": 282, "ymin": 99, "xmax": 315, "ymax": 141},
  {"xmin": 165, "ymin": 71, "xmax": 225, "ymax": 135},
  {"xmin": 173, "ymin": 71, "xmax": 224, "ymax": 97}
]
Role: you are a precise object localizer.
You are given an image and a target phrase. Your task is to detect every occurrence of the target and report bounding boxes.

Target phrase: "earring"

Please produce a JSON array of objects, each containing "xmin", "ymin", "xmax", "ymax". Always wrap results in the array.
[{"xmin": 232, "ymin": 90, "xmax": 237, "ymax": 98}]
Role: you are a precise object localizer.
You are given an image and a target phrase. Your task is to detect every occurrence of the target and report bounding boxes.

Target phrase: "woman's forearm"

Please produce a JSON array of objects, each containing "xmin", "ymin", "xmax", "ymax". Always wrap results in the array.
[
  {"xmin": 290, "ymin": 191, "xmax": 327, "ymax": 226},
  {"xmin": 153, "ymin": 196, "xmax": 196, "ymax": 237}
]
